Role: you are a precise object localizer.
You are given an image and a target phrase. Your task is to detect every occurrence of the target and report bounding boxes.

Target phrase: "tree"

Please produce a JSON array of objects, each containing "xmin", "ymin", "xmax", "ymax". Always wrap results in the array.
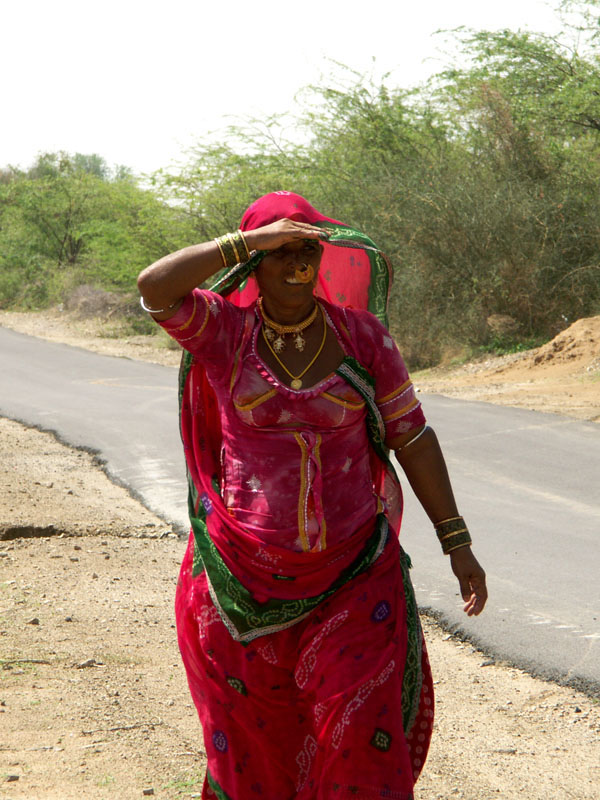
[{"xmin": 0, "ymin": 152, "xmax": 195, "ymax": 308}]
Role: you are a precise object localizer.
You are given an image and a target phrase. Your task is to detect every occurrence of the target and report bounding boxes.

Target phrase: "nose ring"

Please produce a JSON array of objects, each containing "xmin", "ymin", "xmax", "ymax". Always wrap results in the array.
[{"xmin": 295, "ymin": 263, "xmax": 314, "ymax": 284}]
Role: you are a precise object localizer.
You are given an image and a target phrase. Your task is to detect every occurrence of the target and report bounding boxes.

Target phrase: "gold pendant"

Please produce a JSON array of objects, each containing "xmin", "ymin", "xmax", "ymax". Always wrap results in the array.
[
  {"xmin": 273, "ymin": 336, "xmax": 286, "ymax": 353},
  {"xmin": 294, "ymin": 332, "xmax": 305, "ymax": 351},
  {"xmin": 291, "ymin": 378, "xmax": 302, "ymax": 390},
  {"xmin": 264, "ymin": 327, "xmax": 276, "ymax": 342}
]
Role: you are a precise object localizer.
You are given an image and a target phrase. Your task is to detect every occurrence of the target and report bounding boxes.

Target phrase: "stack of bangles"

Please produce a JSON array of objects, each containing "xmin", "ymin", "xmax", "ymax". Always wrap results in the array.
[
  {"xmin": 434, "ymin": 516, "xmax": 472, "ymax": 555},
  {"xmin": 214, "ymin": 229, "xmax": 251, "ymax": 269}
]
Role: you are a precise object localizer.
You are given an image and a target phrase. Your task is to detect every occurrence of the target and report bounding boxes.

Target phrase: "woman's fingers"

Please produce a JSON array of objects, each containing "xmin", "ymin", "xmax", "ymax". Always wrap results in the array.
[
  {"xmin": 462, "ymin": 573, "xmax": 488, "ymax": 616},
  {"xmin": 463, "ymin": 578, "xmax": 487, "ymax": 616},
  {"xmin": 245, "ymin": 219, "xmax": 328, "ymax": 251},
  {"xmin": 450, "ymin": 548, "xmax": 488, "ymax": 616},
  {"xmin": 272, "ymin": 219, "xmax": 326, "ymax": 242}
]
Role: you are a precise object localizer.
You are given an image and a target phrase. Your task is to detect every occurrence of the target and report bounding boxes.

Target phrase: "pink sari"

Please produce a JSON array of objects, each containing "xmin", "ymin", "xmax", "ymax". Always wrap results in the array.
[{"xmin": 171, "ymin": 193, "xmax": 433, "ymax": 799}]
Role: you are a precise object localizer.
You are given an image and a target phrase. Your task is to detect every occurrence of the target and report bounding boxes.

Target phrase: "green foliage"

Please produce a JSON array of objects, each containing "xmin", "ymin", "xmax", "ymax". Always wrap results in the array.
[
  {"xmin": 150, "ymin": 25, "xmax": 600, "ymax": 365},
  {"xmin": 152, "ymin": 127, "xmax": 316, "ymax": 239},
  {"xmin": 476, "ymin": 335, "xmax": 548, "ymax": 357},
  {"xmin": 2, "ymin": 1, "xmax": 600, "ymax": 365},
  {"xmin": 0, "ymin": 151, "xmax": 196, "ymax": 309}
]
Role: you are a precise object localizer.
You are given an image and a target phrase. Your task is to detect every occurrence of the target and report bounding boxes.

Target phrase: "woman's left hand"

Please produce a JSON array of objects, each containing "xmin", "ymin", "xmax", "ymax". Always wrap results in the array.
[{"xmin": 449, "ymin": 547, "xmax": 487, "ymax": 616}]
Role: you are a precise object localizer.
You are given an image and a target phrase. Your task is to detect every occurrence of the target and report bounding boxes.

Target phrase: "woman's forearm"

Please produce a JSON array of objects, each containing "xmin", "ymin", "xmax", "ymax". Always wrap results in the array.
[
  {"xmin": 395, "ymin": 426, "xmax": 459, "ymax": 524},
  {"xmin": 396, "ymin": 427, "xmax": 487, "ymax": 614},
  {"xmin": 137, "ymin": 241, "xmax": 227, "ymax": 319},
  {"xmin": 136, "ymin": 221, "xmax": 324, "ymax": 320}
]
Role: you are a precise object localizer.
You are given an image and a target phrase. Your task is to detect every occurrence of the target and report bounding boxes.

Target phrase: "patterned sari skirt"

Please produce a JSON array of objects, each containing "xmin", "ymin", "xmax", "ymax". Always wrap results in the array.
[{"xmin": 175, "ymin": 530, "xmax": 434, "ymax": 800}]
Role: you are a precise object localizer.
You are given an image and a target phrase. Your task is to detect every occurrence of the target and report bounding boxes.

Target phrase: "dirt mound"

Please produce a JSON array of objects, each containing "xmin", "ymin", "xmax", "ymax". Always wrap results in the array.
[
  {"xmin": 64, "ymin": 285, "xmax": 132, "ymax": 317},
  {"xmin": 531, "ymin": 316, "xmax": 600, "ymax": 370},
  {"xmin": 413, "ymin": 315, "xmax": 600, "ymax": 422}
]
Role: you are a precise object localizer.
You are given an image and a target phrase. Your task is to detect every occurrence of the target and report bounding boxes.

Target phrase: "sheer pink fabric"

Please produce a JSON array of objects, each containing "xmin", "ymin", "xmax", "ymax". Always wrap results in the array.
[
  {"xmin": 226, "ymin": 191, "xmax": 386, "ymax": 316},
  {"xmin": 161, "ymin": 290, "xmax": 425, "ymax": 563}
]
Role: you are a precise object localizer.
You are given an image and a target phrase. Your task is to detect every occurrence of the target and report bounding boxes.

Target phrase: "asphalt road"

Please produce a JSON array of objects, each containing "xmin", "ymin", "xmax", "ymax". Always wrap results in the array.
[{"xmin": 1, "ymin": 326, "xmax": 598, "ymax": 690}]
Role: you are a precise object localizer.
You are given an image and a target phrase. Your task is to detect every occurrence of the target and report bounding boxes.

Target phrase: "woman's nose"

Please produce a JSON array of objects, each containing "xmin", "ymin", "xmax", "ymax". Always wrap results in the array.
[{"xmin": 281, "ymin": 243, "xmax": 304, "ymax": 263}]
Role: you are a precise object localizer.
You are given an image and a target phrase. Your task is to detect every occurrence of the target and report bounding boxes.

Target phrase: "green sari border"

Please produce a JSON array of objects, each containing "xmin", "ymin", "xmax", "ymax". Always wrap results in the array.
[
  {"xmin": 191, "ymin": 511, "xmax": 389, "ymax": 644},
  {"xmin": 399, "ymin": 550, "xmax": 424, "ymax": 735},
  {"xmin": 206, "ymin": 769, "xmax": 234, "ymax": 800},
  {"xmin": 335, "ymin": 356, "xmax": 395, "ymax": 472}
]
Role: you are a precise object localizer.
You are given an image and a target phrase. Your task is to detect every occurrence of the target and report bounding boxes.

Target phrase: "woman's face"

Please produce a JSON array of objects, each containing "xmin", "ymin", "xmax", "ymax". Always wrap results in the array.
[{"xmin": 255, "ymin": 239, "xmax": 322, "ymax": 314}]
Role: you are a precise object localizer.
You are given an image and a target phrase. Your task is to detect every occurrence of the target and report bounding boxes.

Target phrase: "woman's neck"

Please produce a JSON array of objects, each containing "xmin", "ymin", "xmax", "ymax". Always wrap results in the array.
[{"xmin": 260, "ymin": 297, "xmax": 317, "ymax": 326}]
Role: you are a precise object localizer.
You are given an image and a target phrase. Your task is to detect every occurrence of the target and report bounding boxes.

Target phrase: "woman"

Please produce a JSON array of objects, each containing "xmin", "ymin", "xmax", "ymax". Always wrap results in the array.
[{"xmin": 138, "ymin": 192, "xmax": 487, "ymax": 800}]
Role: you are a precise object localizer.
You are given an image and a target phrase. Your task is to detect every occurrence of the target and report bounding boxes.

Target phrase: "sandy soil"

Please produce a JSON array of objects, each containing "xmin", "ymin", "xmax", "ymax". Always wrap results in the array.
[
  {"xmin": 413, "ymin": 316, "xmax": 600, "ymax": 424},
  {"xmin": 1, "ymin": 310, "xmax": 599, "ymax": 798}
]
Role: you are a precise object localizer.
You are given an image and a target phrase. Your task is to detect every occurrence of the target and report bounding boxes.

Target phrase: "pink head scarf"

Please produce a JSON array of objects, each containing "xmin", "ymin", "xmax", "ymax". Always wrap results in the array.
[{"xmin": 211, "ymin": 191, "xmax": 393, "ymax": 327}]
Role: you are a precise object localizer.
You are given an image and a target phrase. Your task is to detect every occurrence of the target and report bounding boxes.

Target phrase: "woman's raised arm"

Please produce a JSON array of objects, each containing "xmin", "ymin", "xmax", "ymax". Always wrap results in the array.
[
  {"xmin": 137, "ymin": 241, "xmax": 226, "ymax": 320},
  {"xmin": 137, "ymin": 219, "xmax": 327, "ymax": 320}
]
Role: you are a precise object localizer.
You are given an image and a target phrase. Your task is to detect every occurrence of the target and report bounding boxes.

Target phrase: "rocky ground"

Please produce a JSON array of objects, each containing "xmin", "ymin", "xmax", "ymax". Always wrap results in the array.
[{"xmin": 1, "ymin": 309, "xmax": 599, "ymax": 798}]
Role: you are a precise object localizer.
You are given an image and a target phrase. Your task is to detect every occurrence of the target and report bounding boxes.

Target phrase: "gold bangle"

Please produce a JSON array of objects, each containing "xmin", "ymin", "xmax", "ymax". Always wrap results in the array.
[
  {"xmin": 227, "ymin": 232, "xmax": 242, "ymax": 264},
  {"xmin": 444, "ymin": 538, "xmax": 473, "ymax": 555},
  {"xmin": 214, "ymin": 236, "xmax": 228, "ymax": 268},
  {"xmin": 439, "ymin": 527, "xmax": 468, "ymax": 541},
  {"xmin": 214, "ymin": 234, "xmax": 236, "ymax": 268},
  {"xmin": 435, "ymin": 515, "xmax": 463, "ymax": 527},
  {"xmin": 237, "ymin": 229, "xmax": 251, "ymax": 261},
  {"xmin": 221, "ymin": 235, "xmax": 237, "ymax": 267},
  {"xmin": 434, "ymin": 515, "xmax": 472, "ymax": 555},
  {"xmin": 214, "ymin": 231, "xmax": 249, "ymax": 269}
]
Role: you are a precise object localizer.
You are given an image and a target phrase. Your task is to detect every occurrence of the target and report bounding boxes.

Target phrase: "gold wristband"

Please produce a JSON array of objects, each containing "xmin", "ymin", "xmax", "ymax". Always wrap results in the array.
[
  {"xmin": 236, "ymin": 229, "xmax": 251, "ymax": 261},
  {"xmin": 434, "ymin": 516, "xmax": 472, "ymax": 555},
  {"xmin": 444, "ymin": 537, "xmax": 473, "ymax": 554},
  {"xmin": 214, "ymin": 230, "xmax": 251, "ymax": 269}
]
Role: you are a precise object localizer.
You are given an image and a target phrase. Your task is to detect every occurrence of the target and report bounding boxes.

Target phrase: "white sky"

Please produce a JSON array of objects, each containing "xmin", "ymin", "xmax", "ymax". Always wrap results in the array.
[{"xmin": 2, "ymin": 0, "xmax": 565, "ymax": 175}]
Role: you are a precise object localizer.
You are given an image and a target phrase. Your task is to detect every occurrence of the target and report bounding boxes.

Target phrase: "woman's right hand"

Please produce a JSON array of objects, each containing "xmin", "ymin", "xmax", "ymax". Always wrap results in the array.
[{"xmin": 243, "ymin": 219, "xmax": 328, "ymax": 252}]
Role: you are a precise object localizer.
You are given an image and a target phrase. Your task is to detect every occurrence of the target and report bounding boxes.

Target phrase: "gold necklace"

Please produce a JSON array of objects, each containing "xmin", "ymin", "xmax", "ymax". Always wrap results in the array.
[
  {"xmin": 262, "ymin": 305, "xmax": 327, "ymax": 390},
  {"xmin": 258, "ymin": 296, "xmax": 318, "ymax": 353}
]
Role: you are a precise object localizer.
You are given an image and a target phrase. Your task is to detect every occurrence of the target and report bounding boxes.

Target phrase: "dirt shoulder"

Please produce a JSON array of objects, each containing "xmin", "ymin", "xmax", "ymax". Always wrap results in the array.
[
  {"xmin": 1, "ymin": 419, "xmax": 598, "ymax": 799},
  {"xmin": 1, "ymin": 310, "xmax": 599, "ymax": 798},
  {"xmin": 0, "ymin": 309, "xmax": 181, "ymax": 369}
]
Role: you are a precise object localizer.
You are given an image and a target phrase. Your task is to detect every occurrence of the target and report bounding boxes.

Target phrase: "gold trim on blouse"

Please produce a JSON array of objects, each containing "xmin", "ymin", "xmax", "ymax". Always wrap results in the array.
[
  {"xmin": 376, "ymin": 378, "xmax": 412, "ymax": 405},
  {"xmin": 321, "ymin": 391, "xmax": 365, "ymax": 410},
  {"xmin": 382, "ymin": 395, "xmax": 420, "ymax": 422},
  {"xmin": 311, "ymin": 434, "xmax": 326, "ymax": 552},
  {"xmin": 234, "ymin": 389, "xmax": 278, "ymax": 411},
  {"xmin": 173, "ymin": 292, "xmax": 199, "ymax": 332},
  {"xmin": 293, "ymin": 432, "xmax": 311, "ymax": 553}
]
